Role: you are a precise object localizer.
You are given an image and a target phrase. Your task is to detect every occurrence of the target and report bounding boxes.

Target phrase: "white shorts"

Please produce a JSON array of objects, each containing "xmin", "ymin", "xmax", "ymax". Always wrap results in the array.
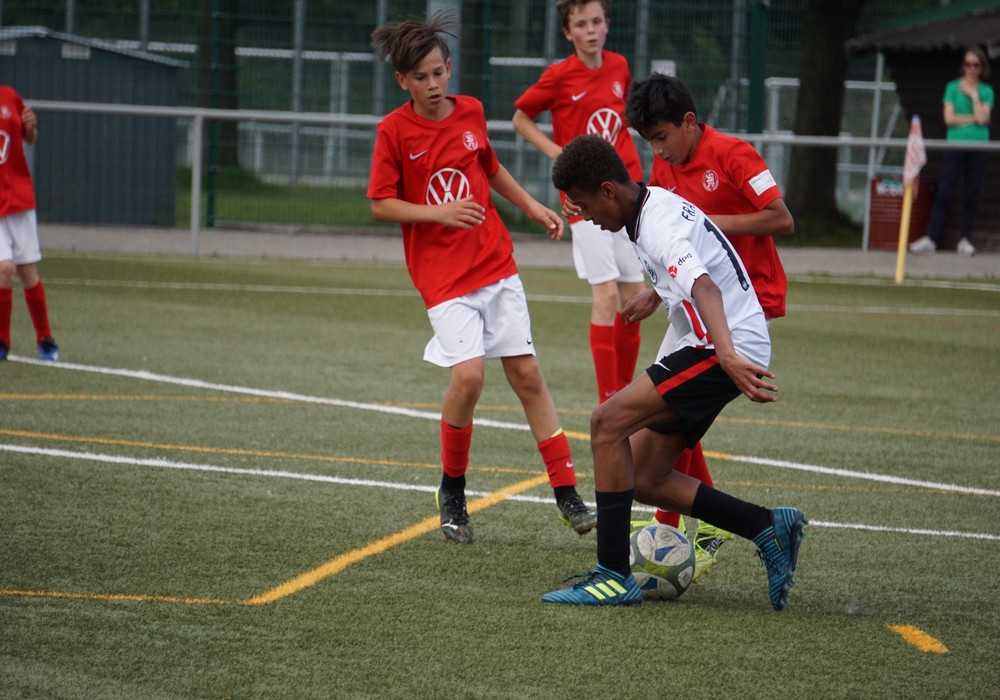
[
  {"xmin": 423, "ymin": 275, "xmax": 537, "ymax": 368},
  {"xmin": 570, "ymin": 218, "xmax": 644, "ymax": 286},
  {"xmin": 0, "ymin": 210, "xmax": 41, "ymax": 265}
]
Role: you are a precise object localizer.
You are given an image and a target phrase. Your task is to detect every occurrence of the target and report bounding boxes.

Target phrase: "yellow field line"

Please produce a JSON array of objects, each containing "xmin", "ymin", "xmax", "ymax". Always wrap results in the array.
[
  {"xmin": 0, "ymin": 589, "xmax": 230, "ymax": 605},
  {"xmin": 243, "ymin": 474, "xmax": 550, "ymax": 605},
  {"xmin": 887, "ymin": 624, "xmax": 949, "ymax": 653}
]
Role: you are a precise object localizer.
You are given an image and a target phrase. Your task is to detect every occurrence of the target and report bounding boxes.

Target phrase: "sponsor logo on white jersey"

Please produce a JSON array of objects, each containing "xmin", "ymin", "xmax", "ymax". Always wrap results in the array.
[
  {"xmin": 426, "ymin": 168, "xmax": 471, "ymax": 205},
  {"xmin": 587, "ymin": 108, "xmax": 623, "ymax": 143}
]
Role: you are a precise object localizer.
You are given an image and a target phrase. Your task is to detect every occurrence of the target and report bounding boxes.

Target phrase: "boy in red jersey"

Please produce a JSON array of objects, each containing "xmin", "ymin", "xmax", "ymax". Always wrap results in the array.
[
  {"xmin": 623, "ymin": 73, "xmax": 794, "ymax": 579},
  {"xmin": 368, "ymin": 12, "xmax": 596, "ymax": 544},
  {"xmin": 513, "ymin": 0, "xmax": 646, "ymax": 405},
  {"xmin": 0, "ymin": 85, "xmax": 59, "ymax": 362}
]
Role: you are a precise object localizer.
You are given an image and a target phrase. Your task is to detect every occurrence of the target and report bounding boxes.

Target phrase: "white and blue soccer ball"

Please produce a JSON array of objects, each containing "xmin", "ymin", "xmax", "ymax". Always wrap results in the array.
[{"xmin": 629, "ymin": 524, "xmax": 696, "ymax": 601}]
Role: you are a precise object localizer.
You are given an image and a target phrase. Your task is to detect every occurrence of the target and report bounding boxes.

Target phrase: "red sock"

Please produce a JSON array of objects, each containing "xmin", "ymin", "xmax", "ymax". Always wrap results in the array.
[
  {"xmin": 538, "ymin": 430, "xmax": 576, "ymax": 488},
  {"xmin": 590, "ymin": 323, "xmax": 618, "ymax": 403},
  {"xmin": 440, "ymin": 420, "xmax": 472, "ymax": 478},
  {"xmin": 24, "ymin": 281, "xmax": 53, "ymax": 343},
  {"xmin": 0, "ymin": 287, "xmax": 12, "ymax": 346},
  {"xmin": 613, "ymin": 313, "xmax": 641, "ymax": 392},
  {"xmin": 654, "ymin": 444, "xmax": 713, "ymax": 526},
  {"xmin": 684, "ymin": 442, "xmax": 713, "ymax": 487}
]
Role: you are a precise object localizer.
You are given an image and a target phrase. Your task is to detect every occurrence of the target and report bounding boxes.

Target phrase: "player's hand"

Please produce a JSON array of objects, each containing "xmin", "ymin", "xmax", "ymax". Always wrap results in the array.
[
  {"xmin": 527, "ymin": 203, "xmax": 564, "ymax": 240},
  {"xmin": 621, "ymin": 288, "xmax": 660, "ymax": 324},
  {"xmin": 561, "ymin": 197, "xmax": 582, "ymax": 220},
  {"xmin": 438, "ymin": 196, "xmax": 486, "ymax": 230},
  {"xmin": 719, "ymin": 353, "xmax": 778, "ymax": 403},
  {"xmin": 21, "ymin": 107, "xmax": 36, "ymax": 131}
]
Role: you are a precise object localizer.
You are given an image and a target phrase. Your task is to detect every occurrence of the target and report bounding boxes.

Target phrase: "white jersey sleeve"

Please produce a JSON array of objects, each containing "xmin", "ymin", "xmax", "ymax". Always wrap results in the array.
[{"xmin": 629, "ymin": 185, "xmax": 771, "ymax": 368}]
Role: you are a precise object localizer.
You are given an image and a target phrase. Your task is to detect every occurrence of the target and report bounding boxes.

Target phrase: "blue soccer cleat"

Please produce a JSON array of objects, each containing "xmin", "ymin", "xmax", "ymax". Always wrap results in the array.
[
  {"xmin": 753, "ymin": 507, "xmax": 807, "ymax": 611},
  {"xmin": 542, "ymin": 564, "xmax": 642, "ymax": 606},
  {"xmin": 0, "ymin": 340, "xmax": 8, "ymax": 361},
  {"xmin": 37, "ymin": 337, "xmax": 59, "ymax": 362}
]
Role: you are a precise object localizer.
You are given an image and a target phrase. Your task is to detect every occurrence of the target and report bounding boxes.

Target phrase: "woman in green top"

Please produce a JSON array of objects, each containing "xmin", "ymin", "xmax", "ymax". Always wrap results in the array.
[{"xmin": 911, "ymin": 47, "xmax": 993, "ymax": 256}]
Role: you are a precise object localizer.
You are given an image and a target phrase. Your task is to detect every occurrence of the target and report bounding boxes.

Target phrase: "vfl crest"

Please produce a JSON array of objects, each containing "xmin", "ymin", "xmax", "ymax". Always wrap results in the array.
[
  {"xmin": 462, "ymin": 130, "xmax": 479, "ymax": 151},
  {"xmin": 612, "ymin": 81, "xmax": 624, "ymax": 99},
  {"xmin": 426, "ymin": 168, "xmax": 472, "ymax": 205},
  {"xmin": 0, "ymin": 106, "xmax": 10, "ymax": 119},
  {"xmin": 646, "ymin": 261, "xmax": 658, "ymax": 284},
  {"xmin": 702, "ymin": 169, "xmax": 720, "ymax": 192},
  {"xmin": 587, "ymin": 108, "xmax": 623, "ymax": 143},
  {"xmin": 0, "ymin": 130, "xmax": 10, "ymax": 164}
]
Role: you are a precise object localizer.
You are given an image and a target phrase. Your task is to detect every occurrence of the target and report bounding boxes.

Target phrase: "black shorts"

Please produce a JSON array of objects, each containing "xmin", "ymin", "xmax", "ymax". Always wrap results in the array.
[{"xmin": 644, "ymin": 346, "xmax": 741, "ymax": 447}]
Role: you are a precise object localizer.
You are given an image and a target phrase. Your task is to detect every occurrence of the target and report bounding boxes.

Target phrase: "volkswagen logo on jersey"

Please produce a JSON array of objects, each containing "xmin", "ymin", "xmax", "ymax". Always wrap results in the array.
[
  {"xmin": 426, "ymin": 168, "xmax": 472, "ymax": 205},
  {"xmin": 702, "ymin": 169, "xmax": 720, "ymax": 192},
  {"xmin": 587, "ymin": 108, "xmax": 623, "ymax": 144},
  {"xmin": 0, "ymin": 130, "xmax": 11, "ymax": 164},
  {"xmin": 462, "ymin": 130, "xmax": 479, "ymax": 151}
]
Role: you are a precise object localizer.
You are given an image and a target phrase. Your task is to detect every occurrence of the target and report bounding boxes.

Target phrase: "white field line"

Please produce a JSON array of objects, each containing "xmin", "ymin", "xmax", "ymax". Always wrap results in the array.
[
  {"xmin": 45, "ymin": 277, "xmax": 1000, "ymax": 314},
  {"xmin": 2, "ymin": 443, "xmax": 998, "ymax": 542},
  {"xmin": 6, "ymin": 357, "xmax": 1000, "ymax": 541}
]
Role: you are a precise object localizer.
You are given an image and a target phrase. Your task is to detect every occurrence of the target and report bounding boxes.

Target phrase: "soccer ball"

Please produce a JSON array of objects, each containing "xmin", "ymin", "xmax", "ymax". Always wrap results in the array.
[{"xmin": 629, "ymin": 524, "xmax": 696, "ymax": 601}]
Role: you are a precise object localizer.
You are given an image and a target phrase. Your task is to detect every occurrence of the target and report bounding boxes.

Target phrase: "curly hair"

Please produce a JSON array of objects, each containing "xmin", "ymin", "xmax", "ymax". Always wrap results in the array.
[
  {"xmin": 551, "ymin": 134, "xmax": 630, "ymax": 194},
  {"xmin": 625, "ymin": 73, "xmax": 698, "ymax": 137},
  {"xmin": 371, "ymin": 10, "xmax": 457, "ymax": 75}
]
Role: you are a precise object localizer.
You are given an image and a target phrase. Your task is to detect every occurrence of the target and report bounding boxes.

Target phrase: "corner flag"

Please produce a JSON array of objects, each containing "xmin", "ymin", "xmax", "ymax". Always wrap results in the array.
[{"xmin": 896, "ymin": 116, "xmax": 927, "ymax": 284}]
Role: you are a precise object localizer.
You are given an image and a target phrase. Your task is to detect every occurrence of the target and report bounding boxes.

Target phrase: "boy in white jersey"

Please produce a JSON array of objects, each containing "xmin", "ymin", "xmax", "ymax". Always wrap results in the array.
[{"xmin": 541, "ymin": 135, "xmax": 806, "ymax": 610}]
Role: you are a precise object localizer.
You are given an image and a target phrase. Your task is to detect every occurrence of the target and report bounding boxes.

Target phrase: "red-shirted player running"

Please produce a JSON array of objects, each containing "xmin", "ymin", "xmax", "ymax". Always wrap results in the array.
[
  {"xmin": 513, "ymin": 0, "xmax": 646, "ymax": 406},
  {"xmin": 368, "ymin": 12, "xmax": 596, "ymax": 544},
  {"xmin": 0, "ymin": 85, "xmax": 59, "ymax": 362},
  {"xmin": 623, "ymin": 73, "xmax": 794, "ymax": 580}
]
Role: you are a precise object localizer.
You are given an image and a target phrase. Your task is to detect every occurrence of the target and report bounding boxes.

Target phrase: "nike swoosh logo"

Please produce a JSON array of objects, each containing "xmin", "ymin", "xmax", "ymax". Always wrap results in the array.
[
  {"xmin": 571, "ymin": 92, "xmax": 587, "ymax": 101},
  {"xmin": 409, "ymin": 150, "xmax": 428, "ymax": 160}
]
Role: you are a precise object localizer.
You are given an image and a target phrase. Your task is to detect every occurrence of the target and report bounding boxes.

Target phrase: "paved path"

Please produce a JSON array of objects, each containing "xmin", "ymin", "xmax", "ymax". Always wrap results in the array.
[{"xmin": 39, "ymin": 223, "xmax": 1000, "ymax": 281}]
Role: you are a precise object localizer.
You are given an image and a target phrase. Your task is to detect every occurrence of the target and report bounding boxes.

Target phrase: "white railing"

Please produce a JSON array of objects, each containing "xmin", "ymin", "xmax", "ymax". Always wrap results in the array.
[{"xmin": 27, "ymin": 99, "xmax": 1000, "ymax": 255}]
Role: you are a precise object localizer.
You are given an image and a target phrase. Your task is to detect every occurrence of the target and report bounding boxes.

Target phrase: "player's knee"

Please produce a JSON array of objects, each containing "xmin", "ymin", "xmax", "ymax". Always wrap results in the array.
[
  {"xmin": 0, "ymin": 259, "xmax": 15, "ymax": 287},
  {"xmin": 589, "ymin": 402, "xmax": 624, "ymax": 448}
]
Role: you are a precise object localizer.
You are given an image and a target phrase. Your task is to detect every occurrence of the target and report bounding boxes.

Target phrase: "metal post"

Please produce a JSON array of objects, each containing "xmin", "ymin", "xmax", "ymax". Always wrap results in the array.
[
  {"xmin": 290, "ymin": 0, "xmax": 305, "ymax": 184},
  {"xmin": 190, "ymin": 113, "xmax": 204, "ymax": 255},
  {"xmin": 862, "ymin": 52, "xmax": 885, "ymax": 251},
  {"xmin": 139, "ymin": 0, "xmax": 150, "ymax": 51},
  {"xmin": 635, "ymin": 0, "xmax": 650, "ymax": 77}
]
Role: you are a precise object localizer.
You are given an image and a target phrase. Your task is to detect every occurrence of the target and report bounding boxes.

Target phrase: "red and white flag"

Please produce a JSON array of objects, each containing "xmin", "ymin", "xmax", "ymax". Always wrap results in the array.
[{"xmin": 903, "ymin": 115, "xmax": 927, "ymax": 187}]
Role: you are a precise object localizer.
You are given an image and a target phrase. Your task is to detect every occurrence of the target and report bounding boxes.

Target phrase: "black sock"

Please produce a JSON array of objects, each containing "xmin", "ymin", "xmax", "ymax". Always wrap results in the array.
[
  {"xmin": 596, "ymin": 489, "xmax": 634, "ymax": 577},
  {"xmin": 553, "ymin": 485, "xmax": 575, "ymax": 503},
  {"xmin": 440, "ymin": 473, "xmax": 466, "ymax": 492},
  {"xmin": 690, "ymin": 483, "xmax": 772, "ymax": 541}
]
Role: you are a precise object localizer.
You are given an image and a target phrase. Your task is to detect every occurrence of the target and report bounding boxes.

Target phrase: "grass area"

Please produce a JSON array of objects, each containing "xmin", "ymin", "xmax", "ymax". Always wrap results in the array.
[{"xmin": 1, "ymin": 252, "xmax": 998, "ymax": 697}]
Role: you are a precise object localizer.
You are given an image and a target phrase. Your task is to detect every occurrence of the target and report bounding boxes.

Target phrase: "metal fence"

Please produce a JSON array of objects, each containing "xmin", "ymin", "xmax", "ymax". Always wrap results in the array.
[{"xmin": 27, "ymin": 99, "xmax": 1000, "ymax": 255}]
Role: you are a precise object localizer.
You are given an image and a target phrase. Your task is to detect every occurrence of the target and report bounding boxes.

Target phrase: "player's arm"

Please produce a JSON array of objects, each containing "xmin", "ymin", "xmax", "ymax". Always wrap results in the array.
[
  {"xmin": 21, "ymin": 106, "xmax": 37, "ymax": 145},
  {"xmin": 512, "ymin": 108, "xmax": 563, "ymax": 161},
  {"xmin": 690, "ymin": 274, "xmax": 777, "ymax": 403},
  {"xmin": 370, "ymin": 196, "xmax": 486, "ymax": 230},
  {"xmin": 488, "ymin": 164, "xmax": 564, "ymax": 240},
  {"xmin": 708, "ymin": 198, "xmax": 793, "ymax": 238}
]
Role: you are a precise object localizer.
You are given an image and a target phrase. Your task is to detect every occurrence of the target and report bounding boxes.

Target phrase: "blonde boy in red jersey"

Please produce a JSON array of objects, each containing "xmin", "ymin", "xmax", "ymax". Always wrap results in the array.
[
  {"xmin": 0, "ymin": 85, "xmax": 58, "ymax": 362},
  {"xmin": 513, "ymin": 0, "xmax": 645, "ymax": 405},
  {"xmin": 623, "ymin": 73, "xmax": 794, "ymax": 579},
  {"xmin": 368, "ymin": 12, "xmax": 596, "ymax": 544}
]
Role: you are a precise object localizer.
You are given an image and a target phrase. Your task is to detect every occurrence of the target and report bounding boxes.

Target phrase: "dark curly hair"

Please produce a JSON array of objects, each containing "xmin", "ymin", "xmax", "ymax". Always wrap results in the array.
[{"xmin": 552, "ymin": 134, "xmax": 631, "ymax": 194}]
